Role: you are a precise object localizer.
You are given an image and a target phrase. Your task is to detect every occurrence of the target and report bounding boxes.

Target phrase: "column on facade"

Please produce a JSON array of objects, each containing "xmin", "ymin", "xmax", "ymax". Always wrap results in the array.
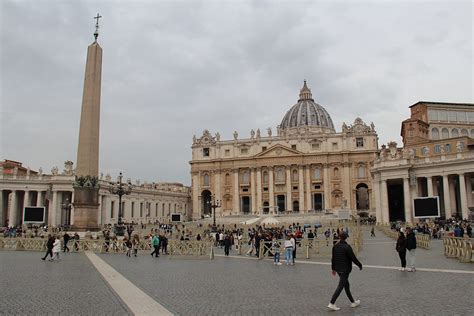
[
  {"xmin": 250, "ymin": 168, "xmax": 257, "ymax": 214},
  {"xmin": 256, "ymin": 168, "xmax": 262, "ymax": 215},
  {"xmin": 305, "ymin": 166, "xmax": 312, "ymax": 211},
  {"xmin": 343, "ymin": 162, "xmax": 351, "ymax": 208},
  {"xmin": 22, "ymin": 190, "xmax": 30, "ymax": 224},
  {"xmin": 373, "ymin": 176, "xmax": 381, "ymax": 223},
  {"xmin": 233, "ymin": 169, "xmax": 240, "ymax": 214},
  {"xmin": 192, "ymin": 173, "xmax": 200, "ymax": 219},
  {"xmin": 214, "ymin": 171, "xmax": 221, "ymax": 216},
  {"xmin": 8, "ymin": 191, "xmax": 17, "ymax": 227},
  {"xmin": 427, "ymin": 176, "xmax": 434, "ymax": 197},
  {"xmin": 286, "ymin": 167, "xmax": 292, "ymax": 211},
  {"xmin": 403, "ymin": 177, "xmax": 412, "ymax": 224},
  {"xmin": 0, "ymin": 190, "xmax": 3, "ymax": 226},
  {"xmin": 323, "ymin": 164, "xmax": 331, "ymax": 209},
  {"xmin": 298, "ymin": 166, "xmax": 305, "ymax": 212},
  {"xmin": 458, "ymin": 173, "xmax": 469, "ymax": 220},
  {"xmin": 442, "ymin": 175, "xmax": 452, "ymax": 219},
  {"xmin": 269, "ymin": 167, "xmax": 275, "ymax": 214},
  {"xmin": 48, "ymin": 190, "xmax": 58, "ymax": 227},
  {"xmin": 381, "ymin": 180, "xmax": 389, "ymax": 224},
  {"xmin": 466, "ymin": 174, "xmax": 473, "ymax": 207}
]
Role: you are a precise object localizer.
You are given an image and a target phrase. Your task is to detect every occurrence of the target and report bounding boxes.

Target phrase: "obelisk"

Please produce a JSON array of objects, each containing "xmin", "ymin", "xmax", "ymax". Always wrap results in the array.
[{"xmin": 73, "ymin": 14, "xmax": 103, "ymax": 230}]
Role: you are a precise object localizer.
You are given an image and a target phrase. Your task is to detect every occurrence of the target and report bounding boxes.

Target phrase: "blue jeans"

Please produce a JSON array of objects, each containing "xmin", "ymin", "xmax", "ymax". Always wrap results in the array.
[
  {"xmin": 274, "ymin": 251, "xmax": 280, "ymax": 263},
  {"xmin": 285, "ymin": 247, "xmax": 293, "ymax": 263}
]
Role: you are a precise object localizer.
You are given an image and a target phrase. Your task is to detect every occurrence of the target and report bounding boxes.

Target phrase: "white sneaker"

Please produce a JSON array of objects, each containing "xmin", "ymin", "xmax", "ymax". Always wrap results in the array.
[
  {"xmin": 400, "ymin": 268, "xmax": 405, "ymax": 271},
  {"xmin": 327, "ymin": 303, "xmax": 340, "ymax": 311},
  {"xmin": 351, "ymin": 299, "xmax": 360, "ymax": 308},
  {"xmin": 277, "ymin": 262, "xmax": 282, "ymax": 265},
  {"xmin": 274, "ymin": 262, "xmax": 277, "ymax": 265}
]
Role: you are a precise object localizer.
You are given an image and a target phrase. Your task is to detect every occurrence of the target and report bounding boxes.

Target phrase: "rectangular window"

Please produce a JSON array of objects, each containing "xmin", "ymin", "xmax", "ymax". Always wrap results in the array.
[
  {"xmin": 225, "ymin": 149, "xmax": 230, "ymax": 156},
  {"xmin": 314, "ymin": 185, "xmax": 321, "ymax": 189},
  {"xmin": 242, "ymin": 188, "xmax": 249, "ymax": 192},
  {"xmin": 263, "ymin": 187, "xmax": 268, "ymax": 192},
  {"xmin": 434, "ymin": 144, "xmax": 441, "ymax": 153},
  {"xmin": 356, "ymin": 137, "xmax": 364, "ymax": 148},
  {"xmin": 314, "ymin": 168, "xmax": 321, "ymax": 180},
  {"xmin": 203, "ymin": 148, "xmax": 210, "ymax": 157},
  {"xmin": 332, "ymin": 142, "xmax": 338, "ymax": 150},
  {"xmin": 241, "ymin": 148, "xmax": 248, "ymax": 154},
  {"xmin": 445, "ymin": 144, "xmax": 451, "ymax": 153},
  {"xmin": 110, "ymin": 201, "xmax": 115, "ymax": 218},
  {"xmin": 293, "ymin": 186, "xmax": 298, "ymax": 190},
  {"xmin": 428, "ymin": 109, "xmax": 438, "ymax": 121},
  {"xmin": 291, "ymin": 145, "xmax": 297, "ymax": 150},
  {"xmin": 448, "ymin": 111, "xmax": 457, "ymax": 122},
  {"xmin": 468, "ymin": 111, "xmax": 474, "ymax": 123},
  {"xmin": 262, "ymin": 146, "xmax": 267, "ymax": 151},
  {"xmin": 457, "ymin": 111, "xmax": 467, "ymax": 122},
  {"xmin": 311, "ymin": 143, "xmax": 320, "ymax": 150},
  {"xmin": 438, "ymin": 110, "xmax": 447, "ymax": 121}
]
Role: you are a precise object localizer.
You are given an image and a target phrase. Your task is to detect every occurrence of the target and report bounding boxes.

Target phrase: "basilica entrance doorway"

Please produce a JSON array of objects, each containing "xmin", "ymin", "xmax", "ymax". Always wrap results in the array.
[
  {"xmin": 313, "ymin": 193, "xmax": 323, "ymax": 211},
  {"xmin": 293, "ymin": 201, "xmax": 299, "ymax": 212},
  {"xmin": 276, "ymin": 195, "xmax": 285, "ymax": 212},
  {"xmin": 387, "ymin": 180, "xmax": 405, "ymax": 222},
  {"xmin": 263, "ymin": 201, "xmax": 269, "ymax": 214},
  {"xmin": 241, "ymin": 196, "xmax": 251, "ymax": 214},
  {"xmin": 201, "ymin": 190, "xmax": 211, "ymax": 216}
]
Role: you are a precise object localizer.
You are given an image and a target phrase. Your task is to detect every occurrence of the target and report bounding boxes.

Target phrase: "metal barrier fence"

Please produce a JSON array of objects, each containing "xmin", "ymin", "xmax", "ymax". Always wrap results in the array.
[{"xmin": 443, "ymin": 237, "xmax": 473, "ymax": 263}]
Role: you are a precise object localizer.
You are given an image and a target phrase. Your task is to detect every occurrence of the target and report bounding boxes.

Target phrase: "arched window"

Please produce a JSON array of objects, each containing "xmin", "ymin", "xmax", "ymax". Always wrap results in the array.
[
  {"xmin": 314, "ymin": 168, "xmax": 321, "ymax": 180},
  {"xmin": 441, "ymin": 128, "xmax": 449, "ymax": 139},
  {"xmin": 203, "ymin": 174, "xmax": 210, "ymax": 186},
  {"xmin": 358, "ymin": 165, "xmax": 365, "ymax": 179},
  {"xmin": 451, "ymin": 128, "xmax": 459, "ymax": 138},
  {"xmin": 276, "ymin": 168, "xmax": 285, "ymax": 183},
  {"xmin": 225, "ymin": 173, "xmax": 230, "ymax": 186},
  {"xmin": 263, "ymin": 171, "xmax": 269, "ymax": 184},
  {"xmin": 242, "ymin": 170, "xmax": 250, "ymax": 184},
  {"xmin": 292, "ymin": 169, "xmax": 298, "ymax": 182},
  {"xmin": 431, "ymin": 128, "xmax": 439, "ymax": 140},
  {"xmin": 460, "ymin": 129, "xmax": 468, "ymax": 137},
  {"xmin": 333, "ymin": 167, "xmax": 340, "ymax": 179}
]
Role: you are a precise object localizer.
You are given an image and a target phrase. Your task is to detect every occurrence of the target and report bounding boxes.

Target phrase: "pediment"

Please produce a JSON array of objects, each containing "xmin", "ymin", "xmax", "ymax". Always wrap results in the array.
[{"xmin": 254, "ymin": 144, "xmax": 302, "ymax": 158}]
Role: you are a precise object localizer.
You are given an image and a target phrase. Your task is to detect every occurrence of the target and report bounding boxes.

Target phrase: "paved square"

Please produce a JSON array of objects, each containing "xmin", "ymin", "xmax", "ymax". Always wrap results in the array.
[{"xmin": 1, "ymin": 229, "xmax": 472, "ymax": 315}]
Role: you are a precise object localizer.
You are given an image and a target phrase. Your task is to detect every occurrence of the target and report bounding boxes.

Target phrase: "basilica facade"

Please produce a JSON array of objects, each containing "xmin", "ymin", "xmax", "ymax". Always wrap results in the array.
[{"xmin": 190, "ymin": 82, "xmax": 379, "ymax": 220}]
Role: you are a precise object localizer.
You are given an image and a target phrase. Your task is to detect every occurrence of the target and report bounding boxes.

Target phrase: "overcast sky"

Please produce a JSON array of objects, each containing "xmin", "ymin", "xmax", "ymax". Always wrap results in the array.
[{"xmin": 1, "ymin": 0, "xmax": 472, "ymax": 185}]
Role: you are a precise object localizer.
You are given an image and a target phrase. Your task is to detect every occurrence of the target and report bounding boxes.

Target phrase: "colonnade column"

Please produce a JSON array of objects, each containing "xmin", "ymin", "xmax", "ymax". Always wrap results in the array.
[
  {"xmin": 8, "ymin": 191, "xmax": 17, "ymax": 227},
  {"xmin": 23, "ymin": 190, "xmax": 30, "ymax": 224},
  {"xmin": 466, "ymin": 174, "xmax": 473, "ymax": 207},
  {"xmin": 192, "ymin": 173, "xmax": 200, "ymax": 219},
  {"xmin": 381, "ymin": 180, "xmax": 389, "ymax": 224},
  {"xmin": 256, "ymin": 168, "xmax": 262, "ymax": 215},
  {"xmin": 286, "ymin": 167, "xmax": 292, "ymax": 211},
  {"xmin": 269, "ymin": 167, "xmax": 275, "ymax": 214},
  {"xmin": 427, "ymin": 176, "xmax": 434, "ymax": 197},
  {"xmin": 442, "ymin": 175, "xmax": 452, "ymax": 219},
  {"xmin": 233, "ymin": 169, "xmax": 240, "ymax": 214},
  {"xmin": 250, "ymin": 168, "xmax": 256, "ymax": 214},
  {"xmin": 323, "ymin": 164, "xmax": 331, "ymax": 209},
  {"xmin": 403, "ymin": 177, "xmax": 412, "ymax": 224},
  {"xmin": 48, "ymin": 190, "xmax": 57, "ymax": 227},
  {"xmin": 36, "ymin": 191, "xmax": 43, "ymax": 206},
  {"xmin": 373, "ymin": 176, "xmax": 381, "ymax": 223},
  {"xmin": 305, "ymin": 166, "xmax": 312, "ymax": 211},
  {"xmin": 298, "ymin": 166, "xmax": 305, "ymax": 212},
  {"xmin": 458, "ymin": 174, "xmax": 469, "ymax": 220}
]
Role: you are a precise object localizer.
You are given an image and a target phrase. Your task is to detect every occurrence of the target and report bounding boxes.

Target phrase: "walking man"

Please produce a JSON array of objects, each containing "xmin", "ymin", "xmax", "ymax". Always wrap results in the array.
[
  {"xmin": 406, "ymin": 227, "xmax": 417, "ymax": 272},
  {"xmin": 328, "ymin": 232, "xmax": 362, "ymax": 311},
  {"xmin": 63, "ymin": 232, "xmax": 71, "ymax": 252},
  {"xmin": 41, "ymin": 234, "xmax": 55, "ymax": 261},
  {"xmin": 150, "ymin": 234, "xmax": 160, "ymax": 257}
]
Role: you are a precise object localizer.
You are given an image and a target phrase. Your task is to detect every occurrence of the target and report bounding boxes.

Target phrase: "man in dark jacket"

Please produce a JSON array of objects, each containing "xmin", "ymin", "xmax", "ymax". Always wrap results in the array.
[
  {"xmin": 41, "ymin": 234, "xmax": 55, "ymax": 261},
  {"xmin": 328, "ymin": 232, "xmax": 362, "ymax": 311},
  {"xmin": 406, "ymin": 227, "xmax": 417, "ymax": 272}
]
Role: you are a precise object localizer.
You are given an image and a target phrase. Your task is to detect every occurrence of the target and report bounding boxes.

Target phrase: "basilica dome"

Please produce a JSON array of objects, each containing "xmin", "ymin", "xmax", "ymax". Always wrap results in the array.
[{"xmin": 280, "ymin": 81, "xmax": 335, "ymax": 133}]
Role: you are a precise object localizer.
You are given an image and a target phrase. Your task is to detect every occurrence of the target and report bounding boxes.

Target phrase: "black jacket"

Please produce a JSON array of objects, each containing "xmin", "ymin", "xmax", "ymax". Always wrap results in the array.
[
  {"xmin": 331, "ymin": 241, "xmax": 362, "ymax": 273},
  {"xmin": 396, "ymin": 237, "xmax": 407, "ymax": 252},
  {"xmin": 406, "ymin": 233, "xmax": 417, "ymax": 250}
]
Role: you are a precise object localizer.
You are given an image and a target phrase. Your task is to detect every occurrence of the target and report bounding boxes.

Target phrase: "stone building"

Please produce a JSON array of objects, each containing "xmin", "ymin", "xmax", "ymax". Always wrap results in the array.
[
  {"xmin": 0, "ymin": 160, "xmax": 191, "ymax": 227},
  {"xmin": 372, "ymin": 102, "xmax": 474, "ymax": 224},
  {"xmin": 190, "ymin": 82, "xmax": 379, "ymax": 220}
]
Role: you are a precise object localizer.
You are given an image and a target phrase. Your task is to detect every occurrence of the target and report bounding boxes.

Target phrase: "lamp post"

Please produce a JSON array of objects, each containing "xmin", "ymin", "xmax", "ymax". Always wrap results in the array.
[
  {"xmin": 207, "ymin": 194, "xmax": 221, "ymax": 232},
  {"xmin": 61, "ymin": 198, "xmax": 72, "ymax": 228},
  {"xmin": 109, "ymin": 172, "xmax": 132, "ymax": 236}
]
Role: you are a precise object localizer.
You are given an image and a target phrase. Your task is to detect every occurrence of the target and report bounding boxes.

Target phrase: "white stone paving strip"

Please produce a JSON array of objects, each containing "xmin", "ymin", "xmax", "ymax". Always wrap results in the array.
[
  {"xmin": 85, "ymin": 252, "xmax": 173, "ymax": 316},
  {"xmin": 216, "ymin": 254, "xmax": 474, "ymax": 275}
]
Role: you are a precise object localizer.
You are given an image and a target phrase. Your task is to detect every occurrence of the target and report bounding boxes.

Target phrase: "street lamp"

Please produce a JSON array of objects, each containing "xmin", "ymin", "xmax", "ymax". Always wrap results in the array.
[
  {"xmin": 207, "ymin": 194, "xmax": 221, "ymax": 232},
  {"xmin": 109, "ymin": 172, "xmax": 132, "ymax": 236}
]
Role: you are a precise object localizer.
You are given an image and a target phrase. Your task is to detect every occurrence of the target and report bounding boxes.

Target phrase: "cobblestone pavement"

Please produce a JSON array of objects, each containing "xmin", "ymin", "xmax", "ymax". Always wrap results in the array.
[
  {"xmin": 0, "ymin": 251, "xmax": 130, "ymax": 315},
  {"xmin": 1, "ymin": 228, "xmax": 472, "ymax": 315}
]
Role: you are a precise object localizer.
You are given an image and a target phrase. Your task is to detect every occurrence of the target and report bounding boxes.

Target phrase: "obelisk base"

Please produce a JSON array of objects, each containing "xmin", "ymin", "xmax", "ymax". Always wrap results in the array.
[{"xmin": 72, "ymin": 187, "xmax": 100, "ymax": 231}]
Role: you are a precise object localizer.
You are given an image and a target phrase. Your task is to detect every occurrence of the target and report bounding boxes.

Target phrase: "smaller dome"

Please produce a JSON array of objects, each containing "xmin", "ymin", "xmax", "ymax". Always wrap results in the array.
[{"xmin": 280, "ymin": 81, "xmax": 335, "ymax": 133}]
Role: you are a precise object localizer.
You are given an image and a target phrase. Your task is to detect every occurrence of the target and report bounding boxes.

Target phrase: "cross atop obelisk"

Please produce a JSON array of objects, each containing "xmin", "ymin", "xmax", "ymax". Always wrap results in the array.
[{"xmin": 93, "ymin": 13, "xmax": 102, "ymax": 42}]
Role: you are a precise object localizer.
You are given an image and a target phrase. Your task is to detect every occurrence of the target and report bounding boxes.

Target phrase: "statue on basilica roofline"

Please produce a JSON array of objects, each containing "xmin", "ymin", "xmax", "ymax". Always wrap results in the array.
[
  {"xmin": 250, "ymin": 129, "xmax": 255, "ymax": 138},
  {"xmin": 215, "ymin": 132, "xmax": 220, "ymax": 141},
  {"xmin": 51, "ymin": 166, "xmax": 59, "ymax": 175},
  {"xmin": 256, "ymin": 128, "xmax": 261, "ymax": 138},
  {"xmin": 38, "ymin": 167, "xmax": 43, "ymax": 176},
  {"xmin": 267, "ymin": 127, "xmax": 272, "ymax": 137},
  {"xmin": 233, "ymin": 131, "xmax": 238, "ymax": 140},
  {"xmin": 193, "ymin": 135, "xmax": 197, "ymax": 144}
]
